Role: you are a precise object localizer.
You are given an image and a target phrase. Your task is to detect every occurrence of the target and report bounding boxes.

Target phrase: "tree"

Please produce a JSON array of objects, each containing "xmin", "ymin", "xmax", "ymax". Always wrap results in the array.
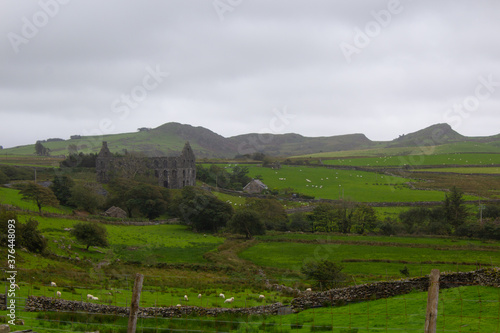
[
  {"xmin": 351, "ymin": 204, "xmax": 377, "ymax": 234},
  {"xmin": 288, "ymin": 212, "xmax": 312, "ymax": 232},
  {"xmin": 125, "ymin": 183, "xmax": 169, "ymax": 220},
  {"xmin": 444, "ymin": 186, "xmax": 468, "ymax": 229},
  {"xmin": 246, "ymin": 198, "xmax": 288, "ymax": 231},
  {"xmin": 50, "ymin": 175, "xmax": 75, "ymax": 206},
  {"xmin": 311, "ymin": 203, "xmax": 339, "ymax": 232},
  {"xmin": 19, "ymin": 218, "xmax": 47, "ymax": 253},
  {"xmin": 35, "ymin": 141, "xmax": 50, "ymax": 156},
  {"xmin": 177, "ymin": 186, "xmax": 233, "ymax": 232},
  {"xmin": 69, "ymin": 183, "xmax": 105, "ymax": 213},
  {"xmin": 227, "ymin": 209, "xmax": 265, "ymax": 239},
  {"xmin": 311, "ymin": 201, "xmax": 355, "ymax": 233},
  {"xmin": 301, "ymin": 259, "xmax": 347, "ymax": 290},
  {"xmin": 71, "ymin": 222, "xmax": 109, "ymax": 250},
  {"xmin": 19, "ymin": 182, "xmax": 59, "ymax": 213}
]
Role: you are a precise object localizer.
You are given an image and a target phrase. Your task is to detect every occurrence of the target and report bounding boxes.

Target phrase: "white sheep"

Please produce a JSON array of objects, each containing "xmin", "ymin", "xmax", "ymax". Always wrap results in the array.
[
  {"xmin": 306, "ymin": 288, "xmax": 312, "ymax": 292},
  {"xmin": 259, "ymin": 295, "xmax": 265, "ymax": 299},
  {"xmin": 50, "ymin": 282, "xmax": 57, "ymax": 287},
  {"xmin": 56, "ymin": 291, "xmax": 61, "ymax": 297},
  {"xmin": 184, "ymin": 295, "xmax": 189, "ymax": 301},
  {"xmin": 224, "ymin": 297, "xmax": 234, "ymax": 303},
  {"xmin": 87, "ymin": 294, "xmax": 94, "ymax": 300},
  {"xmin": 92, "ymin": 296, "xmax": 99, "ymax": 301},
  {"xmin": 219, "ymin": 293, "xmax": 225, "ymax": 299},
  {"xmin": 176, "ymin": 304, "xmax": 181, "ymax": 307},
  {"xmin": 198, "ymin": 294, "xmax": 202, "ymax": 299}
]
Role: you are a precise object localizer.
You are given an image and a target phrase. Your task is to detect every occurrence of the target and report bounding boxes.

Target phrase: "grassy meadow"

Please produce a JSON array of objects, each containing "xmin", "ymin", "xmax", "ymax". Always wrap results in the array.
[
  {"xmin": 240, "ymin": 164, "xmax": 478, "ymax": 202},
  {"xmin": 238, "ymin": 240, "xmax": 498, "ymax": 284}
]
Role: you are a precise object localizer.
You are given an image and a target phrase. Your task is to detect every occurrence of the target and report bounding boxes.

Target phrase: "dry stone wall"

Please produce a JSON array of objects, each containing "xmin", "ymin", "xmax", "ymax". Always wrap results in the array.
[
  {"xmin": 24, "ymin": 269, "xmax": 499, "ymax": 317},
  {"xmin": 291, "ymin": 268, "xmax": 500, "ymax": 310},
  {"xmin": 25, "ymin": 297, "xmax": 286, "ymax": 318}
]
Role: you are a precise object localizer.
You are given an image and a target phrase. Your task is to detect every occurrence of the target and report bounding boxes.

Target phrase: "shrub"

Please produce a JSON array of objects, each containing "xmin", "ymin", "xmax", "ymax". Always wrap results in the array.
[{"xmin": 301, "ymin": 259, "xmax": 347, "ymax": 290}]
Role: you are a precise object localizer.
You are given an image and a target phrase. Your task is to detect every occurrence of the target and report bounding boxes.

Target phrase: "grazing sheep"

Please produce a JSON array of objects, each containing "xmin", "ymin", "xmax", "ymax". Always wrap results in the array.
[
  {"xmin": 184, "ymin": 295, "xmax": 189, "ymax": 301},
  {"xmin": 87, "ymin": 294, "xmax": 94, "ymax": 300},
  {"xmin": 56, "ymin": 291, "xmax": 61, "ymax": 297},
  {"xmin": 50, "ymin": 282, "xmax": 57, "ymax": 287},
  {"xmin": 224, "ymin": 297, "xmax": 234, "ymax": 303},
  {"xmin": 198, "ymin": 294, "xmax": 202, "ymax": 299},
  {"xmin": 176, "ymin": 304, "xmax": 181, "ymax": 307},
  {"xmin": 259, "ymin": 295, "xmax": 265, "ymax": 299},
  {"xmin": 92, "ymin": 296, "xmax": 99, "ymax": 301},
  {"xmin": 306, "ymin": 288, "xmax": 312, "ymax": 292},
  {"xmin": 219, "ymin": 293, "xmax": 225, "ymax": 299}
]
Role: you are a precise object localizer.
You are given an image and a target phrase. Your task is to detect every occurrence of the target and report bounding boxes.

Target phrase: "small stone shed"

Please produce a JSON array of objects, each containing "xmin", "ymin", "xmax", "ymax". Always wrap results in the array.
[{"xmin": 243, "ymin": 179, "xmax": 268, "ymax": 194}]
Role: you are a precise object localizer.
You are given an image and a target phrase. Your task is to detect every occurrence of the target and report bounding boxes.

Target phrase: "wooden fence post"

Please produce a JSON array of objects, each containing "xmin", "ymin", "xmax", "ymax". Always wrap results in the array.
[
  {"xmin": 128, "ymin": 273, "xmax": 144, "ymax": 333},
  {"xmin": 424, "ymin": 269, "xmax": 440, "ymax": 333}
]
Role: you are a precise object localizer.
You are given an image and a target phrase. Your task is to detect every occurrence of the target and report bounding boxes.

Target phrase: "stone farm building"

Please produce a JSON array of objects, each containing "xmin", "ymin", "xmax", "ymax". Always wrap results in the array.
[
  {"xmin": 96, "ymin": 141, "xmax": 196, "ymax": 189},
  {"xmin": 243, "ymin": 179, "xmax": 268, "ymax": 194}
]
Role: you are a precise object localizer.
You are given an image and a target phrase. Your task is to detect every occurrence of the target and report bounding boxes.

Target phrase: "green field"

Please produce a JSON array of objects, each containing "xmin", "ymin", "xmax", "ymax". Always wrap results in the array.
[
  {"xmin": 415, "ymin": 166, "xmax": 500, "ymax": 174},
  {"xmin": 240, "ymin": 164, "xmax": 475, "ymax": 202},
  {"xmin": 256, "ymin": 232, "xmax": 500, "ymax": 248},
  {"xmin": 296, "ymin": 142, "xmax": 500, "ymax": 159},
  {"xmin": 19, "ymin": 215, "xmax": 224, "ymax": 264},
  {"xmin": 0, "ymin": 187, "xmax": 72, "ymax": 214},
  {"xmin": 239, "ymin": 240, "xmax": 498, "ymax": 283},
  {"xmin": 321, "ymin": 153, "xmax": 500, "ymax": 168}
]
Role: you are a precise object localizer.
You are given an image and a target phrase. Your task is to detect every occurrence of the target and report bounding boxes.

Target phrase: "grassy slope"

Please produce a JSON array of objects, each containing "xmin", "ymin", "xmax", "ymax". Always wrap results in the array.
[
  {"xmin": 242, "ymin": 165, "xmax": 470, "ymax": 202},
  {"xmin": 295, "ymin": 142, "xmax": 500, "ymax": 159}
]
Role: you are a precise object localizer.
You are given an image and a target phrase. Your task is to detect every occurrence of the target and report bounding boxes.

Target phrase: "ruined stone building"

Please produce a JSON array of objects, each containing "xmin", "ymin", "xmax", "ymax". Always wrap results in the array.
[{"xmin": 96, "ymin": 141, "xmax": 196, "ymax": 189}]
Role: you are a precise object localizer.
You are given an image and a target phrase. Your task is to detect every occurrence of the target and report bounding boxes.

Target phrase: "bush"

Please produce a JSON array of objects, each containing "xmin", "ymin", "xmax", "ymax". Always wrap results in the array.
[
  {"xmin": 301, "ymin": 259, "xmax": 347, "ymax": 290},
  {"xmin": 71, "ymin": 222, "xmax": 109, "ymax": 250},
  {"xmin": 19, "ymin": 218, "xmax": 47, "ymax": 253}
]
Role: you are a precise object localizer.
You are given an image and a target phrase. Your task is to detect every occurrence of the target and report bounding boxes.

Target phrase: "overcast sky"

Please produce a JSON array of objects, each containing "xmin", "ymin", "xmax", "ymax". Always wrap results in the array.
[{"xmin": 1, "ymin": 0, "xmax": 500, "ymax": 148}]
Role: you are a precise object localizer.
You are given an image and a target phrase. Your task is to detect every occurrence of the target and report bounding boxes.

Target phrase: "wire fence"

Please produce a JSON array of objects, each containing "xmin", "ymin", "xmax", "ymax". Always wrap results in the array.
[{"xmin": 1, "ymin": 269, "xmax": 499, "ymax": 332}]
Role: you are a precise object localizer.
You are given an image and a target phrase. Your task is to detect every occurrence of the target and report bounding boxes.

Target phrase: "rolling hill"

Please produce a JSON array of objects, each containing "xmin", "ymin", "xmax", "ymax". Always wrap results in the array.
[{"xmin": 2, "ymin": 122, "xmax": 500, "ymax": 159}]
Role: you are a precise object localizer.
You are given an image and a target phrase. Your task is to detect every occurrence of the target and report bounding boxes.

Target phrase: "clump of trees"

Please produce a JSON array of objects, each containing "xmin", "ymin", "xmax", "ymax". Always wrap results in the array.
[
  {"xmin": 196, "ymin": 164, "xmax": 252, "ymax": 190},
  {"xmin": 106, "ymin": 178, "xmax": 170, "ymax": 219},
  {"xmin": 35, "ymin": 141, "xmax": 50, "ymax": 156},
  {"xmin": 311, "ymin": 201, "xmax": 377, "ymax": 234},
  {"xmin": 60, "ymin": 152, "xmax": 98, "ymax": 168},
  {"xmin": 227, "ymin": 209, "xmax": 266, "ymax": 239},
  {"xmin": 175, "ymin": 186, "xmax": 233, "ymax": 233}
]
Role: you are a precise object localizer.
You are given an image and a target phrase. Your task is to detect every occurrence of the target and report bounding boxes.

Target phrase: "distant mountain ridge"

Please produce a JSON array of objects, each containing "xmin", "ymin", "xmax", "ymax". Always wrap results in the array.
[{"xmin": 4, "ymin": 122, "xmax": 500, "ymax": 158}]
